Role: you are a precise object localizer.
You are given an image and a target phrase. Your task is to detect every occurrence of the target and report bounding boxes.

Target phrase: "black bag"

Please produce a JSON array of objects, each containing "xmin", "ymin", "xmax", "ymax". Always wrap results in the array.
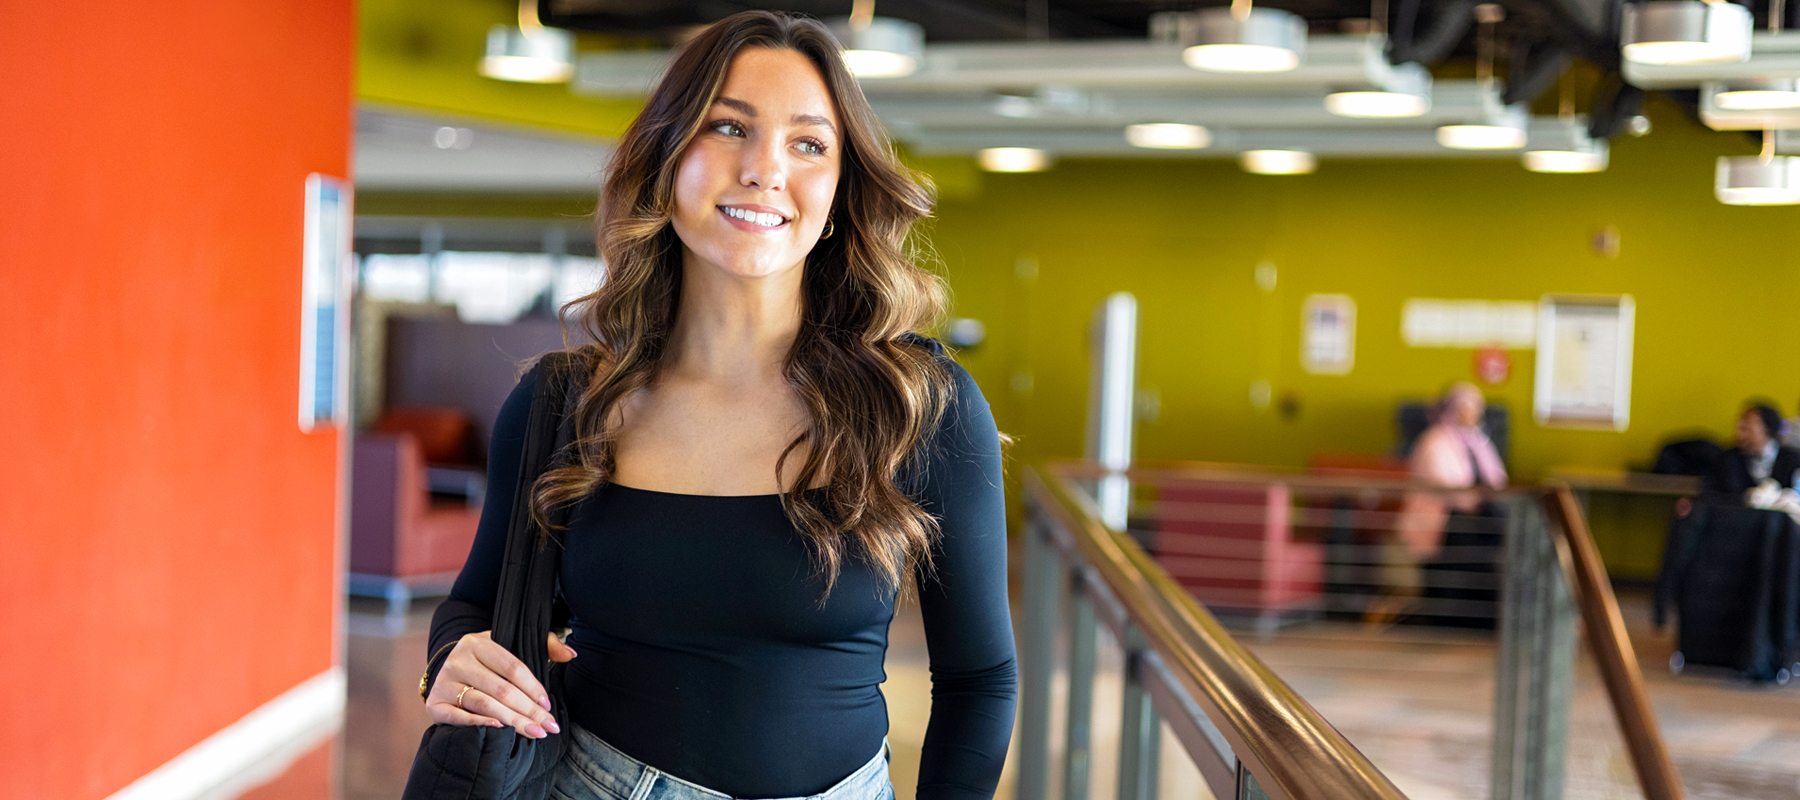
[
  {"xmin": 401, "ymin": 352, "xmax": 589, "ymax": 800},
  {"xmin": 1663, "ymin": 504, "xmax": 1800, "ymax": 683}
]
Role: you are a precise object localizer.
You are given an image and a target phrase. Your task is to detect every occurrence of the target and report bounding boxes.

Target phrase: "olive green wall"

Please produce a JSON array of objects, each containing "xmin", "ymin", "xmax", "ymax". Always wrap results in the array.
[
  {"xmin": 928, "ymin": 100, "xmax": 1798, "ymax": 485},
  {"xmin": 359, "ymin": 0, "xmax": 644, "ymax": 136}
]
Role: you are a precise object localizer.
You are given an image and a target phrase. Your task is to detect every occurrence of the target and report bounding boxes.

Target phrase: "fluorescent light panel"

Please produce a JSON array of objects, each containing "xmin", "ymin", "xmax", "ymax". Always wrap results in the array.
[
  {"xmin": 978, "ymin": 147, "xmax": 1053, "ymax": 172},
  {"xmin": 1125, "ymin": 123, "xmax": 1211, "ymax": 149},
  {"xmin": 1240, "ymin": 149, "xmax": 1315, "ymax": 174}
]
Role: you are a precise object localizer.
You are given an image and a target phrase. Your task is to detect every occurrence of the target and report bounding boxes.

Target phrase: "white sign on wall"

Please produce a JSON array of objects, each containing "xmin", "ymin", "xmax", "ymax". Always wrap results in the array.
[
  {"xmin": 1401, "ymin": 298, "xmax": 1537, "ymax": 348},
  {"xmin": 300, "ymin": 174, "xmax": 353, "ymax": 433},
  {"xmin": 1301, "ymin": 294, "xmax": 1356, "ymax": 374},
  {"xmin": 1533, "ymin": 294, "xmax": 1635, "ymax": 431}
]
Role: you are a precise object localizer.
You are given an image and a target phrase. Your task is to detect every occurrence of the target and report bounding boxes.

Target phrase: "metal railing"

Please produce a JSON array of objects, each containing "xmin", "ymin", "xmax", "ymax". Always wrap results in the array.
[{"xmin": 1017, "ymin": 461, "xmax": 1684, "ymax": 800}]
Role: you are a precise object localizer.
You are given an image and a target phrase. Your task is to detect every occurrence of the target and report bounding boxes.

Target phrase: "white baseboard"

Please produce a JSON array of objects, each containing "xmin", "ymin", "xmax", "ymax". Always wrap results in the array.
[{"xmin": 107, "ymin": 667, "xmax": 346, "ymax": 800}]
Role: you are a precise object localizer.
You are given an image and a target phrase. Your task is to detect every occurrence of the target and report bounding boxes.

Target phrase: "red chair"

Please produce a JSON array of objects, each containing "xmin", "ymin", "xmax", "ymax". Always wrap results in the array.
[
  {"xmin": 349, "ymin": 431, "xmax": 482, "ymax": 629},
  {"xmin": 1152, "ymin": 481, "xmax": 1324, "ymax": 630}
]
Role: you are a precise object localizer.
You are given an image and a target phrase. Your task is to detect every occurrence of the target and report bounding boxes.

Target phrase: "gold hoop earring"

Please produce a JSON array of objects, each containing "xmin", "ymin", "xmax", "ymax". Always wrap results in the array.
[{"xmin": 820, "ymin": 216, "xmax": 835, "ymax": 240}]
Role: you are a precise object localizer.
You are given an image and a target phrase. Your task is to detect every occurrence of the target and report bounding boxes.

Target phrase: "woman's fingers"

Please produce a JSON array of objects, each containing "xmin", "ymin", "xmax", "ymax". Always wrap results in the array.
[
  {"xmin": 425, "ymin": 696, "xmax": 504, "ymax": 729},
  {"xmin": 456, "ymin": 688, "xmax": 551, "ymax": 738},
  {"xmin": 548, "ymin": 632, "xmax": 578, "ymax": 663},
  {"xmin": 463, "ymin": 666, "xmax": 561, "ymax": 735},
  {"xmin": 469, "ymin": 637, "xmax": 554, "ymax": 712}
]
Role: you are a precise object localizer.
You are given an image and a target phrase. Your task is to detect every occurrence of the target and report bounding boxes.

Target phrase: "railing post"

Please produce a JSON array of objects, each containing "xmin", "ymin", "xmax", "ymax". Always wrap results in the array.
[
  {"xmin": 1064, "ymin": 576, "xmax": 1099, "ymax": 800},
  {"xmin": 1118, "ymin": 635, "xmax": 1161, "ymax": 800},
  {"xmin": 1492, "ymin": 497, "xmax": 1575, "ymax": 800},
  {"xmin": 1018, "ymin": 508, "xmax": 1061, "ymax": 800}
]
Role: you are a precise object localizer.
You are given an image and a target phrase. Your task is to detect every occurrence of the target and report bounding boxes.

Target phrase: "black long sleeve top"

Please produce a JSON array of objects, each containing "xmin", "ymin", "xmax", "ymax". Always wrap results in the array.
[{"xmin": 427, "ymin": 348, "xmax": 1017, "ymax": 800}]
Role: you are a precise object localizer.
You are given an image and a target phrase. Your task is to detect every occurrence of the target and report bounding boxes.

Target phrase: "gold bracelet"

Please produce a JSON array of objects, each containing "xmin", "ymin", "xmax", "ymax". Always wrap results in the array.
[{"xmin": 419, "ymin": 641, "xmax": 460, "ymax": 702}]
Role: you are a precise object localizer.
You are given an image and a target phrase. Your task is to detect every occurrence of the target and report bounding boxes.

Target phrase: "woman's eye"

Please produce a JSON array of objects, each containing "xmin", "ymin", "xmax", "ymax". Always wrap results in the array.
[
  {"xmin": 798, "ymin": 139, "xmax": 827, "ymax": 156},
  {"xmin": 711, "ymin": 120, "xmax": 745, "ymax": 137}
]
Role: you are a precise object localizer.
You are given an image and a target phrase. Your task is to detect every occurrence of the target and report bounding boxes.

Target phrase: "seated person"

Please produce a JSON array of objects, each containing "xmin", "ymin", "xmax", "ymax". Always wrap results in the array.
[
  {"xmin": 1397, "ymin": 382, "xmax": 1508, "ymax": 557},
  {"xmin": 1706, "ymin": 403, "xmax": 1800, "ymax": 496},
  {"xmin": 1371, "ymin": 383, "xmax": 1507, "ymax": 625}
]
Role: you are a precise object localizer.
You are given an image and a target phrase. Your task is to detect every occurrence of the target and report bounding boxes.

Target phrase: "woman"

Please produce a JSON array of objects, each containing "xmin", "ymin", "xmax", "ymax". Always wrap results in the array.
[{"xmin": 419, "ymin": 12, "xmax": 1016, "ymax": 800}]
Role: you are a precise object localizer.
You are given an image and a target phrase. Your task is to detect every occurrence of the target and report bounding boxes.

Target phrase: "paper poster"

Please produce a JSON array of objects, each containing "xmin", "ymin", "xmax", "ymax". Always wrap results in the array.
[
  {"xmin": 1533, "ymin": 295, "xmax": 1635, "ymax": 431},
  {"xmin": 1302, "ymin": 294, "xmax": 1355, "ymax": 375},
  {"xmin": 300, "ymin": 174, "xmax": 353, "ymax": 432}
]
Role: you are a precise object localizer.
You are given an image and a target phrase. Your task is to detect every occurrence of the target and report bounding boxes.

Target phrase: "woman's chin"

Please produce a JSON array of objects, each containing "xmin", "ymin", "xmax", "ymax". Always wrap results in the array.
[{"xmin": 693, "ymin": 252, "xmax": 806, "ymax": 282}]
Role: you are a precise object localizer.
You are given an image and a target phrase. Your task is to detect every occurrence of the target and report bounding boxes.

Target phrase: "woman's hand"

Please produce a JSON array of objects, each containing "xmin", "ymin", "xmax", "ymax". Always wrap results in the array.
[{"xmin": 425, "ymin": 631, "xmax": 578, "ymax": 738}]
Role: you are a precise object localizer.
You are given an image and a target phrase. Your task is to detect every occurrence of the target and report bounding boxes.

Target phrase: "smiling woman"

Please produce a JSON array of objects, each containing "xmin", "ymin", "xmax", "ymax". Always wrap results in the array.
[{"xmin": 412, "ymin": 10, "xmax": 1017, "ymax": 800}]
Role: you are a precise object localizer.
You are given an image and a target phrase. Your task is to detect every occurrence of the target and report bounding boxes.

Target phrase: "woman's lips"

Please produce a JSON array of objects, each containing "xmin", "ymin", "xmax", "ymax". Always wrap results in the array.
[{"xmin": 717, "ymin": 204, "xmax": 790, "ymax": 233}]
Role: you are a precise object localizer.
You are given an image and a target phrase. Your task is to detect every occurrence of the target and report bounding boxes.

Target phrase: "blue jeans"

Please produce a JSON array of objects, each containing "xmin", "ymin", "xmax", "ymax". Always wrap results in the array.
[{"xmin": 550, "ymin": 725, "xmax": 893, "ymax": 800}]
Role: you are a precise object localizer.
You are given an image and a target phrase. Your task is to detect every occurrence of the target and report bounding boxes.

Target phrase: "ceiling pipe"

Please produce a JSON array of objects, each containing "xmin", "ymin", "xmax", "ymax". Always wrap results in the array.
[
  {"xmin": 1390, "ymin": 0, "xmax": 1478, "ymax": 63},
  {"xmin": 1505, "ymin": 41, "xmax": 1577, "ymax": 103}
]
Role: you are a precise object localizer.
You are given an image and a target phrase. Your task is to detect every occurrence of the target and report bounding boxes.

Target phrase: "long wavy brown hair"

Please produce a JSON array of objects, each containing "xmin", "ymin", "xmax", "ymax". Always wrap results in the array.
[{"xmin": 532, "ymin": 10, "xmax": 950, "ymax": 595}]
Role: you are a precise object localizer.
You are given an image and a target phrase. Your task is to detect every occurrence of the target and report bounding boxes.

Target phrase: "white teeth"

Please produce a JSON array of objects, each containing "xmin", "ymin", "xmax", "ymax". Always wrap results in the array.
[{"xmin": 723, "ymin": 206, "xmax": 785, "ymax": 227}]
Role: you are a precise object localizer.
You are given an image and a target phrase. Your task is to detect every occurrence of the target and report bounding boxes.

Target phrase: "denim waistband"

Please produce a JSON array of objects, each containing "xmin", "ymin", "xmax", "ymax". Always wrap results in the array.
[{"xmin": 553, "ymin": 725, "xmax": 891, "ymax": 800}]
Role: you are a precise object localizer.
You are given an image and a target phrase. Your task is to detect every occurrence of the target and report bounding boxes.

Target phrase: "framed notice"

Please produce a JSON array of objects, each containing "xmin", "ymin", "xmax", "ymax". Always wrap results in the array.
[
  {"xmin": 1301, "ymin": 294, "xmax": 1355, "ymax": 374},
  {"xmin": 299, "ymin": 174, "xmax": 353, "ymax": 432},
  {"xmin": 1533, "ymin": 294, "xmax": 1634, "ymax": 431}
]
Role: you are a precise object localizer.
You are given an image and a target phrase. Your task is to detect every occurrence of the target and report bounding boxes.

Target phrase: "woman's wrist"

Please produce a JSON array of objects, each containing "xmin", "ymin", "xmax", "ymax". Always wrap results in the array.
[{"xmin": 419, "ymin": 639, "xmax": 459, "ymax": 702}]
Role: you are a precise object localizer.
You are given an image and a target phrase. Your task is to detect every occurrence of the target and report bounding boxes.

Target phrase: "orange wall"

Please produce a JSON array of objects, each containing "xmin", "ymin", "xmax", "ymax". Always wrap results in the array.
[{"xmin": 0, "ymin": 1, "xmax": 352, "ymax": 796}]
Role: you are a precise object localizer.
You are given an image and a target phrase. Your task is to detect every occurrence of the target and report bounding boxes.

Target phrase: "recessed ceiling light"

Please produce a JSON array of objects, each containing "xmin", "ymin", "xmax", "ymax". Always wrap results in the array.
[
  {"xmin": 978, "ymin": 147, "xmax": 1053, "ymax": 172},
  {"xmin": 1239, "ymin": 150, "xmax": 1315, "ymax": 174},
  {"xmin": 1125, "ymin": 123, "xmax": 1212, "ymax": 149}
]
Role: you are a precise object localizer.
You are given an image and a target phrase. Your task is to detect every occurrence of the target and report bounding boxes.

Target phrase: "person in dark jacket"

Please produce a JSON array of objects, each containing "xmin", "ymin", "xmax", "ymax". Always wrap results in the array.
[{"xmin": 1706, "ymin": 403, "xmax": 1800, "ymax": 496}]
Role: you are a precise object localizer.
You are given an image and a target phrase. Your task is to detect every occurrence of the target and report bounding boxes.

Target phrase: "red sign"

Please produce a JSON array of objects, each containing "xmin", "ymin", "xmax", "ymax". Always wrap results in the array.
[{"xmin": 1474, "ymin": 347, "xmax": 1511, "ymax": 386}]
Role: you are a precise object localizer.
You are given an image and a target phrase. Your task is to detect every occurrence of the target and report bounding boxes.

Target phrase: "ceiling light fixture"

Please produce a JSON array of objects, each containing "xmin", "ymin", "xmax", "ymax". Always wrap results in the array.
[
  {"xmin": 1125, "ymin": 123, "xmax": 1212, "ymax": 149},
  {"xmin": 1324, "ymin": 0, "xmax": 1428, "ymax": 117},
  {"xmin": 1326, "ymin": 89, "xmax": 1431, "ymax": 117},
  {"xmin": 1621, "ymin": 0, "xmax": 1753, "ymax": 66},
  {"xmin": 1181, "ymin": 0, "xmax": 1307, "ymax": 73},
  {"xmin": 1437, "ymin": 5, "xmax": 1527, "ymax": 150},
  {"xmin": 1240, "ymin": 149, "xmax": 1316, "ymax": 174},
  {"xmin": 978, "ymin": 147, "xmax": 1053, "ymax": 172},
  {"xmin": 1712, "ymin": 4, "xmax": 1795, "ymax": 107},
  {"xmin": 1717, "ymin": 129, "xmax": 1800, "ymax": 204},
  {"xmin": 1714, "ymin": 79, "xmax": 1800, "ymax": 109},
  {"xmin": 828, "ymin": 1, "xmax": 924, "ymax": 78},
  {"xmin": 1523, "ymin": 77, "xmax": 1608, "ymax": 173},
  {"xmin": 480, "ymin": 0, "xmax": 575, "ymax": 84}
]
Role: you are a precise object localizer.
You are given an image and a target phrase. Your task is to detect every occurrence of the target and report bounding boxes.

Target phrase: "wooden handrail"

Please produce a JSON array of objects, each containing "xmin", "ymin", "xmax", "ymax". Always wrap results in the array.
[
  {"xmin": 1538, "ymin": 480, "xmax": 1685, "ymax": 800},
  {"xmin": 1030, "ymin": 464, "xmax": 1410, "ymax": 800}
]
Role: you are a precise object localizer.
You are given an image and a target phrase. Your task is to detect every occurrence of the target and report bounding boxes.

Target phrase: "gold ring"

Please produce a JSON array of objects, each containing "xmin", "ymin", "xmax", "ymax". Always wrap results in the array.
[{"xmin": 455, "ymin": 684, "xmax": 473, "ymax": 709}]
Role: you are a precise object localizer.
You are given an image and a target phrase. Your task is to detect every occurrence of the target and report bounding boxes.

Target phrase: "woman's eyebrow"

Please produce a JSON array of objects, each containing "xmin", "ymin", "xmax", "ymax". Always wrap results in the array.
[
  {"xmin": 793, "ymin": 114, "xmax": 837, "ymax": 136},
  {"xmin": 715, "ymin": 96, "xmax": 757, "ymax": 116}
]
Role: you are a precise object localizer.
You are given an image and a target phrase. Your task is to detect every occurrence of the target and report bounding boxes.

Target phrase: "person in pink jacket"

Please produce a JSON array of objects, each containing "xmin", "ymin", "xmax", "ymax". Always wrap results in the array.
[{"xmin": 1369, "ymin": 383, "xmax": 1507, "ymax": 624}]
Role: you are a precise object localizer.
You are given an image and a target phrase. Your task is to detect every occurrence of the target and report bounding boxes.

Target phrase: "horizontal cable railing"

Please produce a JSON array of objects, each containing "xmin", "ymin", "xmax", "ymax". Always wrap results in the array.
[
  {"xmin": 1019, "ymin": 460, "xmax": 1684, "ymax": 800},
  {"xmin": 1020, "ymin": 463, "xmax": 1410, "ymax": 800}
]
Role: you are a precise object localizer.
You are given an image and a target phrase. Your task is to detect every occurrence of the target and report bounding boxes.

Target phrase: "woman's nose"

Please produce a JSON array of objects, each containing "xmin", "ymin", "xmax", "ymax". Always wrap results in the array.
[{"xmin": 738, "ymin": 138, "xmax": 788, "ymax": 191}]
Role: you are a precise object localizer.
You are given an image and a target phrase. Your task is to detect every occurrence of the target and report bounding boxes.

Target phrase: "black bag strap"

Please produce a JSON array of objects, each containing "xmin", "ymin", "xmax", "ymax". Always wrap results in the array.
[{"xmin": 490, "ymin": 351, "xmax": 590, "ymax": 677}]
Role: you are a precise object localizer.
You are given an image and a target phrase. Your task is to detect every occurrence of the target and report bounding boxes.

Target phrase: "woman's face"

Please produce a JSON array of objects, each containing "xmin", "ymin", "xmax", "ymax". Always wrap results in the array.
[{"xmin": 670, "ymin": 47, "xmax": 842, "ymax": 282}]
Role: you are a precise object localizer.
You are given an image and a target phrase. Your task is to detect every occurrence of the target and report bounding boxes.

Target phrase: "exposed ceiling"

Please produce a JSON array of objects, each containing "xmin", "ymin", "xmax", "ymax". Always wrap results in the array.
[
  {"xmin": 546, "ymin": 0, "xmax": 1800, "ymax": 138},
  {"xmin": 355, "ymin": 105, "xmax": 612, "ymax": 191}
]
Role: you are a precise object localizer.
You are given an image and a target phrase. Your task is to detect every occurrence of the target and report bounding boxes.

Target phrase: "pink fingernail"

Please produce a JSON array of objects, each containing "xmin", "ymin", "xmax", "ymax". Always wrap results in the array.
[
  {"xmin": 545, "ymin": 719, "xmax": 562, "ymax": 734},
  {"xmin": 538, "ymin": 696, "xmax": 552, "ymax": 711},
  {"xmin": 527, "ymin": 724, "xmax": 546, "ymax": 738}
]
